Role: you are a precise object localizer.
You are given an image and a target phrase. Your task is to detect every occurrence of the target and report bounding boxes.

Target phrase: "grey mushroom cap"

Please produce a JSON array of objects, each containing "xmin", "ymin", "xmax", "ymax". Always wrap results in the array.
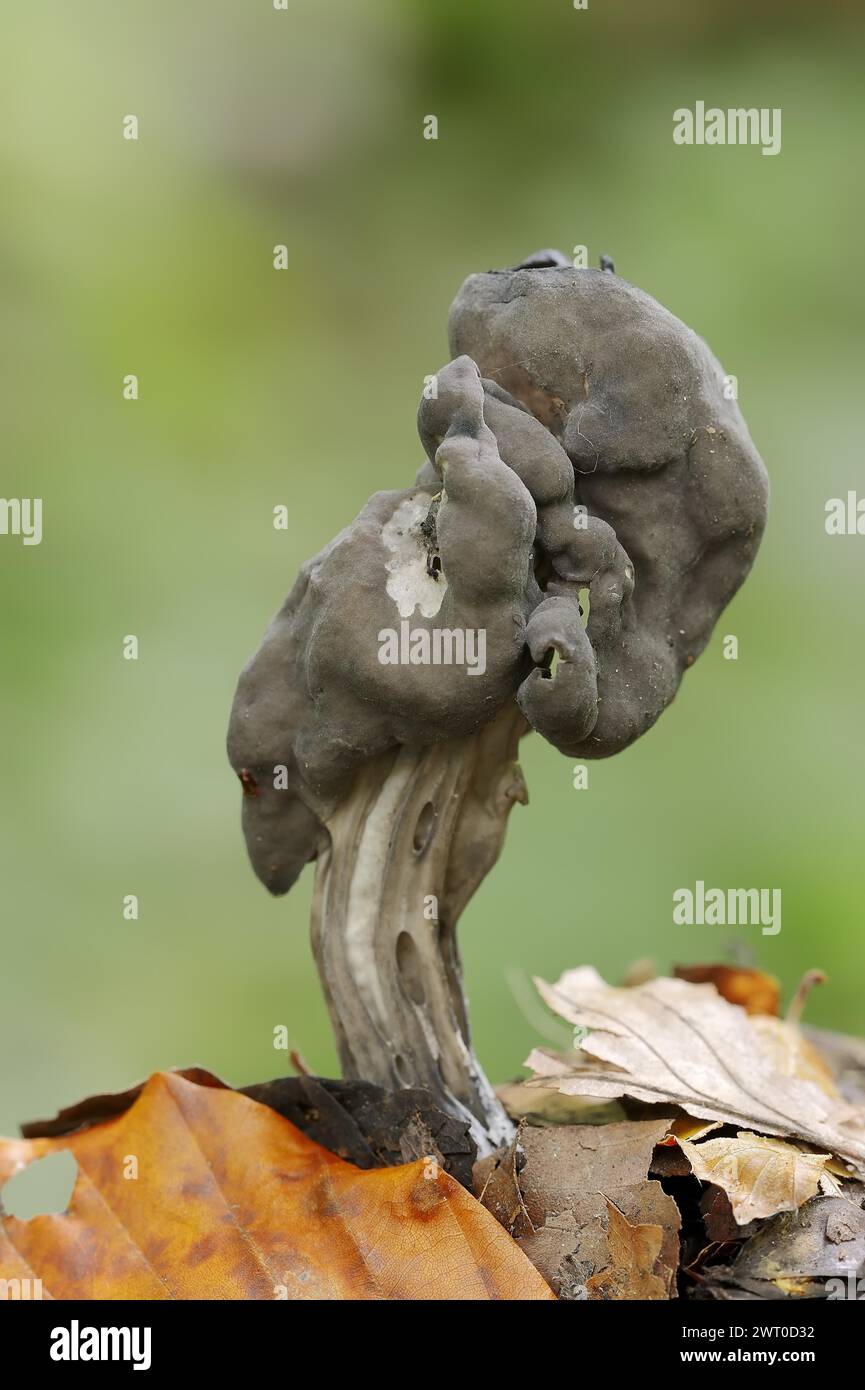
[
  {"xmin": 228, "ymin": 357, "xmax": 541, "ymax": 892},
  {"xmin": 449, "ymin": 261, "xmax": 769, "ymax": 756},
  {"xmin": 229, "ymin": 256, "xmax": 768, "ymax": 894}
]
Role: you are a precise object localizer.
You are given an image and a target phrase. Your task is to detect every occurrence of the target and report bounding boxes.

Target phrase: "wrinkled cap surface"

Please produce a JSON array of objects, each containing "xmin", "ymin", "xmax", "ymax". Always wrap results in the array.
[
  {"xmin": 450, "ymin": 260, "xmax": 768, "ymax": 754},
  {"xmin": 229, "ymin": 257, "xmax": 768, "ymax": 893}
]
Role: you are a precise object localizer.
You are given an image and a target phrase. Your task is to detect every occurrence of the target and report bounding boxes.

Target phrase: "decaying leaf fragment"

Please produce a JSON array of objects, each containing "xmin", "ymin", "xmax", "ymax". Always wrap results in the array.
[
  {"xmin": 496, "ymin": 1078, "xmax": 628, "ymax": 1128},
  {"xmin": 22, "ymin": 1070, "xmax": 478, "ymax": 1189},
  {"xmin": 0, "ymin": 1071, "xmax": 553, "ymax": 1301},
  {"xmin": 585, "ymin": 1198, "xmax": 669, "ymax": 1301},
  {"xmin": 677, "ymin": 1131, "xmax": 832, "ymax": 1225},
  {"xmin": 529, "ymin": 968, "xmax": 865, "ymax": 1175},
  {"xmin": 475, "ymin": 1119, "xmax": 680, "ymax": 1298},
  {"xmin": 473, "ymin": 1125, "xmax": 535, "ymax": 1235},
  {"xmin": 700, "ymin": 1190, "xmax": 865, "ymax": 1299},
  {"xmin": 241, "ymin": 1074, "xmax": 478, "ymax": 1188}
]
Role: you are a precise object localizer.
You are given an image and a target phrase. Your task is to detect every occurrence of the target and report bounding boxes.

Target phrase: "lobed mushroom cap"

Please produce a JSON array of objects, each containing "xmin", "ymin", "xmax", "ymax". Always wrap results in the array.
[
  {"xmin": 229, "ymin": 257, "xmax": 768, "ymax": 894},
  {"xmin": 450, "ymin": 260, "xmax": 769, "ymax": 756}
]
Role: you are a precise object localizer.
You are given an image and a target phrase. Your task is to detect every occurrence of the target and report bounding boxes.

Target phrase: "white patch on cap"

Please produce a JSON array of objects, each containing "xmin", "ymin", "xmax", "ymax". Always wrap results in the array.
[{"xmin": 382, "ymin": 493, "xmax": 448, "ymax": 618}]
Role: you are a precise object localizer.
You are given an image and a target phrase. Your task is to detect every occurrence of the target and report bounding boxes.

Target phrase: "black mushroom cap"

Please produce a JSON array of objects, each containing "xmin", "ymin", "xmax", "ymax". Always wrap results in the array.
[{"xmin": 228, "ymin": 256, "xmax": 768, "ymax": 894}]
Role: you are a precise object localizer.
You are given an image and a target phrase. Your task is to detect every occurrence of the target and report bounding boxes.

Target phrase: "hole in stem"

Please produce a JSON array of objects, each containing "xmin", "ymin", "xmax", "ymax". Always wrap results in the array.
[
  {"xmin": 396, "ymin": 930, "xmax": 426, "ymax": 1006},
  {"xmin": 412, "ymin": 801, "xmax": 437, "ymax": 853}
]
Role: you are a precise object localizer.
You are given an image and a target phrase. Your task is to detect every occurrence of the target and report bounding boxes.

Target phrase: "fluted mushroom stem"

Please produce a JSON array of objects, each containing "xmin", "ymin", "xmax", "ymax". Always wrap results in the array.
[{"xmin": 310, "ymin": 706, "xmax": 528, "ymax": 1155}]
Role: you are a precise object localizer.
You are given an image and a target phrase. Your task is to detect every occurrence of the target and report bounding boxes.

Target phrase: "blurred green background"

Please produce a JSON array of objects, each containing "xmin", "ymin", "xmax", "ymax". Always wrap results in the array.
[{"xmin": 2, "ymin": 0, "xmax": 864, "ymax": 1138}]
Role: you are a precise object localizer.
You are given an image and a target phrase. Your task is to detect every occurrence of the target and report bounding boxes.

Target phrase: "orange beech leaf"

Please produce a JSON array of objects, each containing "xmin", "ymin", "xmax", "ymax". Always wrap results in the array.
[
  {"xmin": 673, "ymin": 963, "xmax": 781, "ymax": 1016},
  {"xmin": 0, "ymin": 1071, "xmax": 554, "ymax": 1301}
]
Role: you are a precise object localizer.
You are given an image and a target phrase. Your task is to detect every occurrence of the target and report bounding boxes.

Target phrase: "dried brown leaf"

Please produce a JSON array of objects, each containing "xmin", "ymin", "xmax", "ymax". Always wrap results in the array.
[
  {"xmin": 751, "ymin": 1016, "xmax": 848, "ymax": 1104},
  {"xmin": 677, "ymin": 1131, "xmax": 831, "ymax": 1225},
  {"xmin": 529, "ymin": 967, "xmax": 865, "ymax": 1176},
  {"xmin": 585, "ymin": 1198, "xmax": 669, "ymax": 1301},
  {"xmin": 477, "ymin": 1121, "xmax": 681, "ymax": 1298}
]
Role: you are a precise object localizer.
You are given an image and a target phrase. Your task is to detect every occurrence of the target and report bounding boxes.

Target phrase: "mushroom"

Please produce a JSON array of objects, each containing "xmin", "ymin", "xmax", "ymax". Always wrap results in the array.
[{"xmin": 227, "ymin": 252, "xmax": 769, "ymax": 1154}]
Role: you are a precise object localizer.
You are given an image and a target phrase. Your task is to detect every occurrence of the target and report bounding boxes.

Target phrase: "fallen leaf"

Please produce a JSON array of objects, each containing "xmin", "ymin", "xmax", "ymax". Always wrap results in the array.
[
  {"xmin": 667, "ymin": 1116, "xmax": 723, "ymax": 1142},
  {"xmin": 241, "ymin": 1075, "xmax": 477, "ymax": 1188},
  {"xmin": 476, "ymin": 1120, "xmax": 680, "ymax": 1298},
  {"xmin": 677, "ymin": 1131, "xmax": 831, "ymax": 1225},
  {"xmin": 0, "ymin": 1071, "xmax": 554, "ymax": 1301},
  {"xmin": 518, "ymin": 1223, "xmax": 590, "ymax": 1300},
  {"xmin": 621, "ymin": 958, "xmax": 657, "ymax": 987},
  {"xmin": 473, "ymin": 1127, "xmax": 534, "ymax": 1235},
  {"xmin": 649, "ymin": 1141, "xmax": 693, "ymax": 1180},
  {"xmin": 585, "ymin": 1198, "xmax": 669, "ymax": 1301},
  {"xmin": 773, "ymin": 1276, "xmax": 816, "ymax": 1297},
  {"xmin": 18, "ymin": 1066, "xmax": 221, "ymax": 1139},
  {"xmin": 568, "ymin": 1181, "xmax": 680, "ymax": 1299},
  {"xmin": 751, "ymin": 1016, "xmax": 848, "ymax": 1105},
  {"xmin": 699, "ymin": 1185, "xmax": 761, "ymax": 1243},
  {"xmin": 805, "ymin": 1026, "xmax": 865, "ymax": 1107},
  {"xmin": 515, "ymin": 1120, "xmax": 675, "ymax": 1231},
  {"xmin": 675, "ymin": 963, "xmax": 781, "ymax": 1016},
  {"xmin": 826, "ymin": 1207, "xmax": 861, "ymax": 1244},
  {"xmin": 700, "ymin": 1268, "xmax": 823, "ymax": 1300},
  {"xmin": 23, "ymin": 1071, "xmax": 478, "ymax": 1189},
  {"xmin": 766, "ymin": 1190, "xmax": 865, "ymax": 1277},
  {"xmin": 701, "ymin": 1190, "xmax": 865, "ymax": 1297},
  {"xmin": 497, "ymin": 1077, "xmax": 628, "ymax": 1128},
  {"xmin": 529, "ymin": 967, "xmax": 865, "ymax": 1176}
]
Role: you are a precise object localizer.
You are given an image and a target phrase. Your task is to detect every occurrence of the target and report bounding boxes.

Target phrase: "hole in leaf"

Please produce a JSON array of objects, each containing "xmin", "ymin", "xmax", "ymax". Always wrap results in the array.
[{"xmin": 2, "ymin": 1150, "xmax": 77, "ymax": 1220}]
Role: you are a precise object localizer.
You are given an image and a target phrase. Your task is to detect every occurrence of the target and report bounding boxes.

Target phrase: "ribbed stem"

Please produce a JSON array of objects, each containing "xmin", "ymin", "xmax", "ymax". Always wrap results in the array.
[{"xmin": 311, "ymin": 706, "xmax": 527, "ymax": 1155}]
